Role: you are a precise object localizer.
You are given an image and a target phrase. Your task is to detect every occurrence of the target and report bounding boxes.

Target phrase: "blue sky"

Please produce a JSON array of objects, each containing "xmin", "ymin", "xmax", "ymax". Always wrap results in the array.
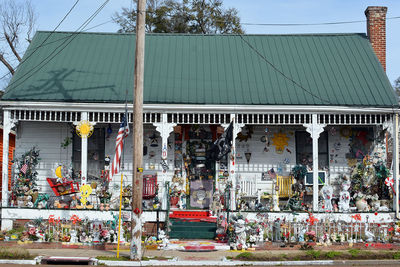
[{"xmin": 3, "ymin": 0, "xmax": 400, "ymax": 87}]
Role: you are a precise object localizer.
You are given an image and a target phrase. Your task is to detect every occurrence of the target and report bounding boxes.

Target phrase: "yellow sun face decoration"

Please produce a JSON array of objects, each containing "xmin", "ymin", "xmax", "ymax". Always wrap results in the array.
[
  {"xmin": 271, "ymin": 132, "xmax": 289, "ymax": 154},
  {"xmin": 76, "ymin": 120, "xmax": 94, "ymax": 138}
]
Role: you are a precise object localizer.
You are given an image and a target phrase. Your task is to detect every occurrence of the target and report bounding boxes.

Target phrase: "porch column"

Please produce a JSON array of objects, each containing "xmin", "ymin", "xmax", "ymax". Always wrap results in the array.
[
  {"xmin": 154, "ymin": 114, "xmax": 176, "ymax": 210},
  {"xmin": 81, "ymin": 112, "xmax": 88, "ymax": 185},
  {"xmin": 2, "ymin": 110, "xmax": 17, "ymax": 207},
  {"xmin": 229, "ymin": 114, "xmax": 244, "ymax": 211},
  {"xmin": 304, "ymin": 114, "xmax": 326, "ymax": 212},
  {"xmin": 393, "ymin": 114, "xmax": 399, "ymax": 218}
]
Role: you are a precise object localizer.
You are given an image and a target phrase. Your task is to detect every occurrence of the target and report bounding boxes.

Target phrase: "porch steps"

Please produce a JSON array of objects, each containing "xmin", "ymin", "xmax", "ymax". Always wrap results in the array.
[{"xmin": 169, "ymin": 211, "xmax": 217, "ymax": 239}]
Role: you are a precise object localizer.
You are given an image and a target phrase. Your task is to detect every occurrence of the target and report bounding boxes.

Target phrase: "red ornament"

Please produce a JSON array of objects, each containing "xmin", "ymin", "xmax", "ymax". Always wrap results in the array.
[
  {"xmin": 374, "ymin": 212, "xmax": 378, "ymax": 216},
  {"xmin": 134, "ymin": 208, "xmax": 141, "ymax": 215}
]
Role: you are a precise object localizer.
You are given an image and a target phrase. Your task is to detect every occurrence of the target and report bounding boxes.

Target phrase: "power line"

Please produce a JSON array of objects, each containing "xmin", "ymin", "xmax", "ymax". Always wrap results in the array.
[
  {"xmin": 238, "ymin": 35, "xmax": 332, "ymax": 104},
  {"xmin": 0, "ymin": 0, "xmax": 80, "ymax": 81},
  {"xmin": 5, "ymin": 0, "xmax": 110, "ymax": 94},
  {"xmin": 242, "ymin": 16, "xmax": 400, "ymax": 27}
]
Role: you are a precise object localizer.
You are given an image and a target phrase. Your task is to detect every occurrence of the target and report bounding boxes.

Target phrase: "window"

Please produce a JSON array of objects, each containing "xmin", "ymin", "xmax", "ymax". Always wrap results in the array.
[
  {"xmin": 295, "ymin": 131, "xmax": 328, "ymax": 168},
  {"xmin": 72, "ymin": 128, "xmax": 105, "ymax": 179}
]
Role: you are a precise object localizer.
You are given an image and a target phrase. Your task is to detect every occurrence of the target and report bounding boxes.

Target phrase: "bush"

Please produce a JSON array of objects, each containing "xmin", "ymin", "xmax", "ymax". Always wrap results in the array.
[
  {"xmin": 306, "ymin": 250, "xmax": 321, "ymax": 259},
  {"xmin": 325, "ymin": 251, "xmax": 341, "ymax": 259},
  {"xmin": 348, "ymin": 248, "xmax": 360, "ymax": 258},
  {"xmin": 0, "ymin": 247, "xmax": 31, "ymax": 259},
  {"xmin": 393, "ymin": 251, "xmax": 400, "ymax": 260},
  {"xmin": 236, "ymin": 252, "xmax": 254, "ymax": 260}
]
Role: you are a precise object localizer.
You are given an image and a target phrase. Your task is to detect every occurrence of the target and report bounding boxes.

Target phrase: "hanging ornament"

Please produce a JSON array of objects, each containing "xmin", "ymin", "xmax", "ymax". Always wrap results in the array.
[
  {"xmin": 106, "ymin": 124, "xmax": 112, "ymax": 138},
  {"xmin": 244, "ymin": 152, "xmax": 252, "ymax": 164},
  {"xmin": 75, "ymin": 120, "xmax": 94, "ymax": 138}
]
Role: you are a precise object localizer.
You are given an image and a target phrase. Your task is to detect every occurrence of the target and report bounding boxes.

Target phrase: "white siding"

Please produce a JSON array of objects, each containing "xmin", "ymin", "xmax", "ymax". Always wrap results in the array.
[{"xmin": 15, "ymin": 121, "xmax": 72, "ymax": 194}]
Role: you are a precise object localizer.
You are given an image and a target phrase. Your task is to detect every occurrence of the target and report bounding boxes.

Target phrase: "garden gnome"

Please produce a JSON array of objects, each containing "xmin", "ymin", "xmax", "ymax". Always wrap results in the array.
[
  {"xmin": 235, "ymin": 219, "xmax": 247, "ymax": 250},
  {"xmin": 338, "ymin": 177, "xmax": 351, "ymax": 212},
  {"xmin": 321, "ymin": 185, "xmax": 333, "ymax": 212}
]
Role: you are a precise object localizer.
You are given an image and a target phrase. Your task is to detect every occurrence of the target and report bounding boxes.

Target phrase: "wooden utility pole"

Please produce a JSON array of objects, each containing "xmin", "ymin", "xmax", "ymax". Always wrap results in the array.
[{"xmin": 131, "ymin": 0, "xmax": 146, "ymax": 260}]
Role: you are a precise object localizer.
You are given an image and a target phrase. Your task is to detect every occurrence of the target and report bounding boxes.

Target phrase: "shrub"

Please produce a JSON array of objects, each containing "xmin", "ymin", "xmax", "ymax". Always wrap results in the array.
[
  {"xmin": 325, "ymin": 251, "xmax": 341, "ymax": 259},
  {"xmin": 0, "ymin": 247, "xmax": 31, "ymax": 259},
  {"xmin": 348, "ymin": 248, "xmax": 360, "ymax": 258},
  {"xmin": 393, "ymin": 251, "xmax": 400, "ymax": 260},
  {"xmin": 306, "ymin": 250, "xmax": 321, "ymax": 259},
  {"xmin": 236, "ymin": 252, "xmax": 254, "ymax": 260}
]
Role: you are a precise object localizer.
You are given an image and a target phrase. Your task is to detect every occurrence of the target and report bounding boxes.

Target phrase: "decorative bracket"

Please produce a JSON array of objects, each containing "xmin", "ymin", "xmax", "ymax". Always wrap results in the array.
[{"xmin": 303, "ymin": 122, "xmax": 326, "ymax": 139}]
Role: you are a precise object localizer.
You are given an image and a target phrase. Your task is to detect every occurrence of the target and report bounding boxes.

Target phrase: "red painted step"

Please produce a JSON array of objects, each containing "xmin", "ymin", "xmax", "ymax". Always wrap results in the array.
[{"xmin": 170, "ymin": 210, "xmax": 211, "ymax": 219}]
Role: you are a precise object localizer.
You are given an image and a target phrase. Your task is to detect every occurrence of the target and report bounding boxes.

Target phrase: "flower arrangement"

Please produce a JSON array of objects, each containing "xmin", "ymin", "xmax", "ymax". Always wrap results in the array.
[{"xmin": 305, "ymin": 230, "xmax": 316, "ymax": 242}]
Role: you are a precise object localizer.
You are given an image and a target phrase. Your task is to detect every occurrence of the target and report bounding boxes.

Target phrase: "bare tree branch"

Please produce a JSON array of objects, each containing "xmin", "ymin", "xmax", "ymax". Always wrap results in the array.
[
  {"xmin": 4, "ymin": 33, "xmax": 21, "ymax": 62},
  {"xmin": 0, "ymin": 53, "xmax": 14, "ymax": 75},
  {"xmin": 0, "ymin": 0, "xmax": 36, "ymax": 83}
]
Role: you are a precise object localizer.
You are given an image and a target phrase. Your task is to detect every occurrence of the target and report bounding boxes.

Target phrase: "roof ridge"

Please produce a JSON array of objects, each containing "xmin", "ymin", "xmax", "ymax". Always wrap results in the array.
[{"xmin": 35, "ymin": 30, "xmax": 366, "ymax": 37}]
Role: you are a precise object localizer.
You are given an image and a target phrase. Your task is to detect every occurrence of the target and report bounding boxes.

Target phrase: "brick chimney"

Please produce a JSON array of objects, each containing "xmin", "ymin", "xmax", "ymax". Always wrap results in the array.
[{"xmin": 365, "ymin": 6, "xmax": 387, "ymax": 71}]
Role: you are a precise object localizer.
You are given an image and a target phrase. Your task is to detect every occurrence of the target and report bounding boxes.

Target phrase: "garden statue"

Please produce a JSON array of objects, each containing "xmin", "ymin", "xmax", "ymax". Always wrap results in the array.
[
  {"xmin": 92, "ymin": 229, "xmax": 101, "ymax": 243},
  {"xmin": 35, "ymin": 229, "xmax": 45, "ymax": 242},
  {"xmin": 272, "ymin": 191, "xmax": 280, "ymax": 211},
  {"xmin": 80, "ymin": 232, "xmax": 89, "ymax": 243},
  {"xmin": 355, "ymin": 197, "xmax": 369, "ymax": 212},
  {"xmin": 321, "ymin": 185, "xmax": 333, "ymax": 212},
  {"xmin": 158, "ymin": 229, "xmax": 169, "ymax": 248},
  {"xmin": 70, "ymin": 229, "xmax": 78, "ymax": 243},
  {"xmin": 235, "ymin": 219, "xmax": 247, "ymax": 250},
  {"xmin": 210, "ymin": 189, "xmax": 222, "ymax": 216},
  {"xmin": 272, "ymin": 218, "xmax": 281, "ymax": 242},
  {"xmin": 298, "ymin": 227, "xmax": 306, "ymax": 243},
  {"xmin": 338, "ymin": 177, "xmax": 351, "ymax": 212},
  {"xmin": 364, "ymin": 223, "xmax": 374, "ymax": 242}
]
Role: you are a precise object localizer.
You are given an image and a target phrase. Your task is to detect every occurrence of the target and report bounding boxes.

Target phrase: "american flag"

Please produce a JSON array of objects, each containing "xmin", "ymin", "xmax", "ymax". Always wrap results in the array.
[
  {"xmin": 108, "ymin": 116, "xmax": 129, "ymax": 180},
  {"xmin": 20, "ymin": 163, "xmax": 28, "ymax": 174}
]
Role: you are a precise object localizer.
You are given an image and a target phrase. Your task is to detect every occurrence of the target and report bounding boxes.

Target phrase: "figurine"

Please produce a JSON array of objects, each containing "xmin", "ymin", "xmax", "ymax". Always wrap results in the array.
[
  {"xmin": 158, "ymin": 229, "xmax": 169, "ymax": 248},
  {"xmin": 70, "ymin": 229, "xmax": 78, "ymax": 243},
  {"xmin": 298, "ymin": 227, "xmax": 306, "ymax": 242},
  {"xmin": 35, "ymin": 229, "xmax": 45, "ymax": 242},
  {"xmin": 365, "ymin": 223, "xmax": 374, "ymax": 242},
  {"xmin": 321, "ymin": 185, "xmax": 333, "ymax": 212},
  {"xmin": 338, "ymin": 177, "xmax": 351, "ymax": 212},
  {"xmin": 210, "ymin": 189, "xmax": 222, "ymax": 216},
  {"xmin": 272, "ymin": 191, "xmax": 280, "ymax": 212},
  {"xmin": 80, "ymin": 232, "xmax": 89, "ymax": 243},
  {"xmin": 273, "ymin": 218, "xmax": 281, "ymax": 242},
  {"xmin": 235, "ymin": 219, "xmax": 247, "ymax": 250}
]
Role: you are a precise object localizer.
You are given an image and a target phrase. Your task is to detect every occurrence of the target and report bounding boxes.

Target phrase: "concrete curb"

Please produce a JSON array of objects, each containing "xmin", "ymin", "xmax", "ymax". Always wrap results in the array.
[
  {"xmin": 0, "ymin": 259, "xmax": 37, "ymax": 265},
  {"xmin": 99, "ymin": 259, "xmax": 335, "ymax": 266},
  {"xmin": 97, "ymin": 259, "xmax": 400, "ymax": 266}
]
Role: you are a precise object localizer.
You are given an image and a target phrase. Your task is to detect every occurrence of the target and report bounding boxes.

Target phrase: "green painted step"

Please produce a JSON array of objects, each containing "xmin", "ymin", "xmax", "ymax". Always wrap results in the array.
[{"xmin": 169, "ymin": 219, "xmax": 217, "ymax": 239}]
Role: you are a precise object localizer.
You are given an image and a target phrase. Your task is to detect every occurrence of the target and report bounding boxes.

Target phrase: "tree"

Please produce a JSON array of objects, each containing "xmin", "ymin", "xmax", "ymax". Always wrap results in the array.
[
  {"xmin": 394, "ymin": 77, "xmax": 400, "ymax": 98},
  {"xmin": 112, "ymin": 0, "xmax": 243, "ymax": 34},
  {"xmin": 0, "ymin": 0, "xmax": 36, "ymax": 88}
]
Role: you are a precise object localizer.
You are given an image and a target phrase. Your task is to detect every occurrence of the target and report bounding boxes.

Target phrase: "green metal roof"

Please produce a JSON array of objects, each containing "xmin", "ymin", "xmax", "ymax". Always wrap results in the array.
[{"xmin": 2, "ymin": 31, "xmax": 398, "ymax": 107}]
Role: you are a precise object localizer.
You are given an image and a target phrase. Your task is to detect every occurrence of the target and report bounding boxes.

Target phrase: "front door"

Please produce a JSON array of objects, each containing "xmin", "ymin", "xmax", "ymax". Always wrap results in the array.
[{"xmin": 186, "ymin": 136, "xmax": 215, "ymax": 209}]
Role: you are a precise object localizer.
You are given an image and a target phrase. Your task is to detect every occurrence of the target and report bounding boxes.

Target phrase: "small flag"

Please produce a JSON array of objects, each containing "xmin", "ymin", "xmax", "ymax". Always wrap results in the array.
[{"xmin": 20, "ymin": 164, "xmax": 28, "ymax": 174}]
